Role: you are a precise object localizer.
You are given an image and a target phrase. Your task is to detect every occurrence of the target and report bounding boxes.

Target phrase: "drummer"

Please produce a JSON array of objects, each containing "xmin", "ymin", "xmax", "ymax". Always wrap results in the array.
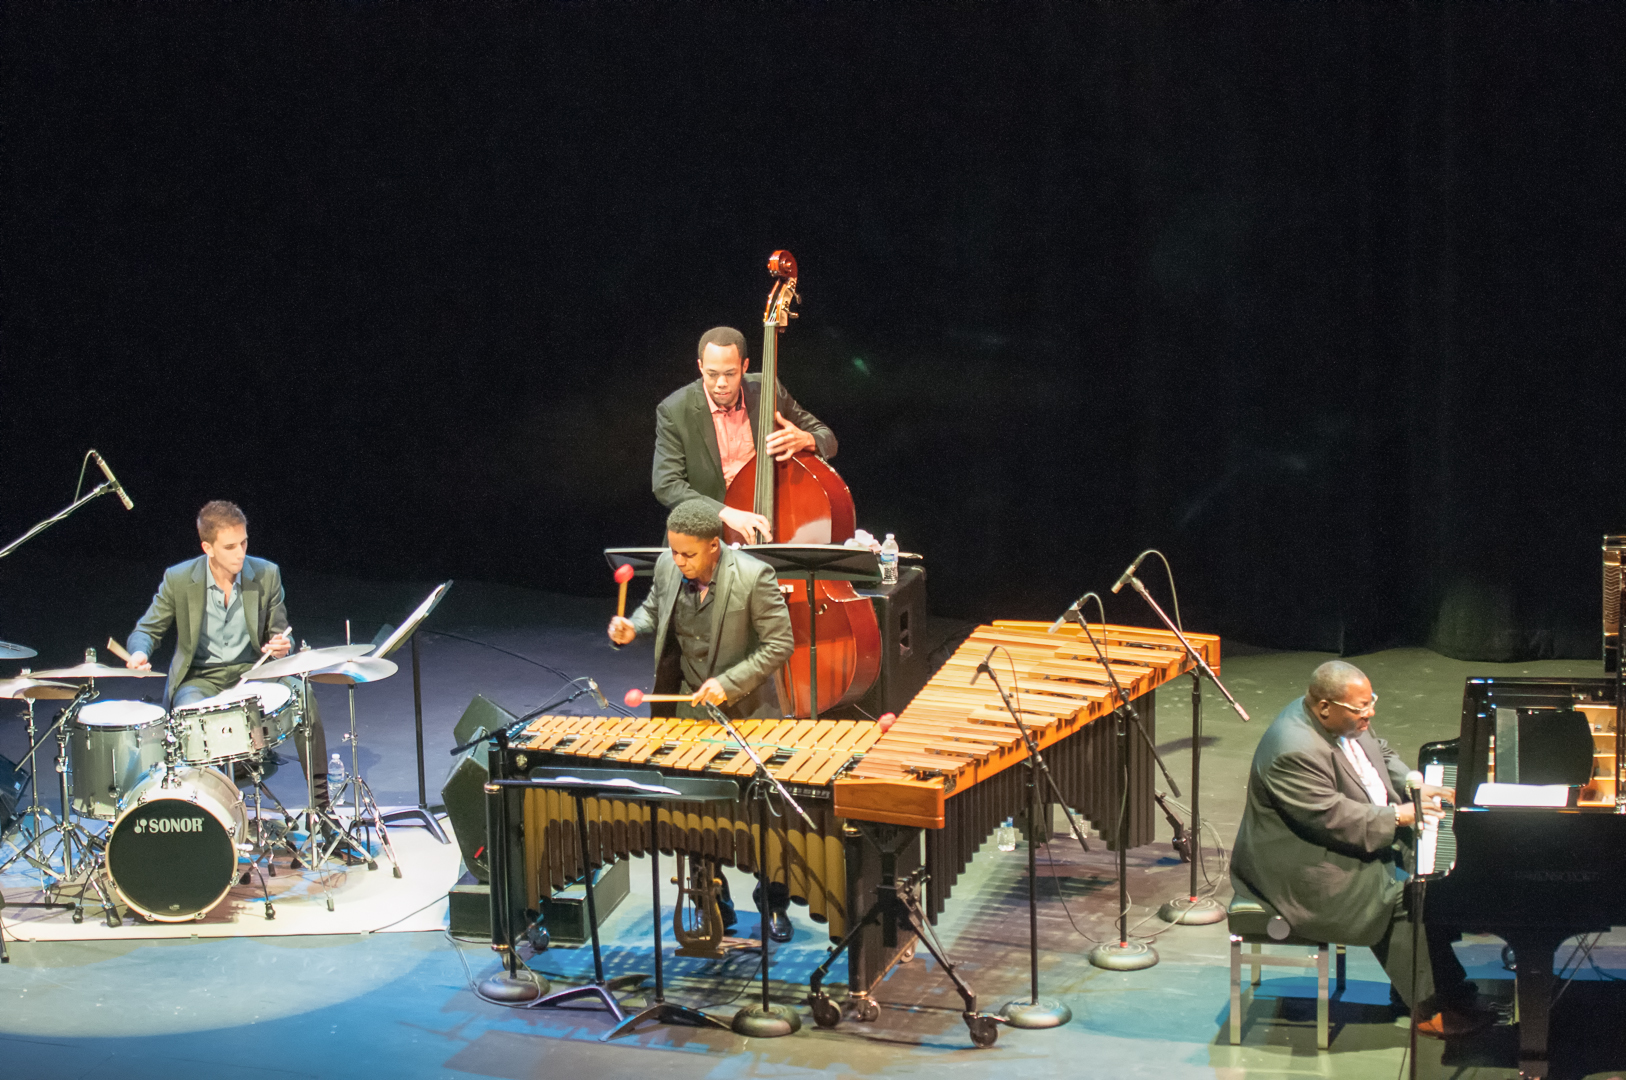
[{"xmin": 124, "ymin": 500, "xmax": 332, "ymax": 810}]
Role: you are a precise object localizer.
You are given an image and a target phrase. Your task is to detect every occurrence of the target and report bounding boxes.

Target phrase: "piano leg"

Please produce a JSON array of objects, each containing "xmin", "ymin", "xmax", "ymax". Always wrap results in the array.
[{"xmin": 1506, "ymin": 929, "xmax": 1566, "ymax": 1079}]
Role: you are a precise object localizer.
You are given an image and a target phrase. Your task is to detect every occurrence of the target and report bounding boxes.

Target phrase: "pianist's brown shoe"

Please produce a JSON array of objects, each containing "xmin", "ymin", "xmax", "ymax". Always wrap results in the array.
[{"xmin": 1415, "ymin": 1004, "xmax": 1497, "ymax": 1039}]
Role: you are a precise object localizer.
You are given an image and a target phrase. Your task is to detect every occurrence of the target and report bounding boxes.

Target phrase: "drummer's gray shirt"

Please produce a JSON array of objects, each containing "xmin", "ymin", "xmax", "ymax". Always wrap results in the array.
[{"xmin": 196, "ymin": 569, "xmax": 256, "ymax": 665}]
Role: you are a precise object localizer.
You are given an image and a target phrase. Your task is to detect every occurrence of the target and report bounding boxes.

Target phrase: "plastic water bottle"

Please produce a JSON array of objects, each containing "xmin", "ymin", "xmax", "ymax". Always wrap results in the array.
[
  {"xmin": 879, "ymin": 533, "xmax": 899, "ymax": 585},
  {"xmin": 327, "ymin": 752, "xmax": 347, "ymax": 792},
  {"xmin": 997, "ymin": 816, "xmax": 1017, "ymax": 852}
]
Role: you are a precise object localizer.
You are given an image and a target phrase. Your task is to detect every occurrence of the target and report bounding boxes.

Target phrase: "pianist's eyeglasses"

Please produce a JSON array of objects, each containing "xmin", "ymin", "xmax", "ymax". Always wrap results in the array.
[{"xmin": 1332, "ymin": 693, "xmax": 1379, "ymax": 716}]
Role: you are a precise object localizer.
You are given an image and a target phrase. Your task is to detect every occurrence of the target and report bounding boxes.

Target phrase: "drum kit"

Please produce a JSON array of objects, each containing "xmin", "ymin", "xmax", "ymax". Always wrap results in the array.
[{"xmin": 0, "ymin": 634, "xmax": 403, "ymax": 929}]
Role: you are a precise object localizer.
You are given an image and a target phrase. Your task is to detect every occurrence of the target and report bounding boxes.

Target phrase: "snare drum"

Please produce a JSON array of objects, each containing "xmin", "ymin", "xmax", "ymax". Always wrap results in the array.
[
  {"xmin": 68, "ymin": 699, "xmax": 167, "ymax": 820},
  {"xmin": 107, "ymin": 765, "xmax": 247, "ymax": 921},
  {"xmin": 171, "ymin": 682, "xmax": 297, "ymax": 765}
]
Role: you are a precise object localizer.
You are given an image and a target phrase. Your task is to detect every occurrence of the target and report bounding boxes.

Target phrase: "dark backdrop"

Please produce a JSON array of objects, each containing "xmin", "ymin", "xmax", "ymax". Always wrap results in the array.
[{"xmin": 5, "ymin": 3, "xmax": 1624, "ymax": 660}]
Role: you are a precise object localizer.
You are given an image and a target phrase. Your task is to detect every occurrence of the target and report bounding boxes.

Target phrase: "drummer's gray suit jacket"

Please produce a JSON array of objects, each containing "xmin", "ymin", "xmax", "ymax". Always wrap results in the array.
[{"xmin": 127, "ymin": 555, "xmax": 290, "ymax": 707}]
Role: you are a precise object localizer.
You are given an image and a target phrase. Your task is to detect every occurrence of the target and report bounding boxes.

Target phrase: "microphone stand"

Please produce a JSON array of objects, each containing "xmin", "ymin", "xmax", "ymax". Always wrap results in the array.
[
  {"xmin": 1070, "ymin": 602, "xmax": 1170, "ymax": 971},
  {"xmin": 0, "ymin": 482, "xmax": 124, "ymax": 560},
  {"xmin": 703, "ymin": 701, "xmax": 813, "ymax": 1038},
  {"xmin": 974, "ymin": 656, "xmax": 1079, "ymax": 1028},
  {"xmin": 1114, "ymin": 571, "xmax": 1248, "ymax": 927}
]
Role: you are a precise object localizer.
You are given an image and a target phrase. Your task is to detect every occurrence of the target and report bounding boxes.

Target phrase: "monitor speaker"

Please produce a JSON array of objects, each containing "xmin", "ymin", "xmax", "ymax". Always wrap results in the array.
[{"xmin": 440, "ymin": 695, "xmax": 518, "ymax": 884}]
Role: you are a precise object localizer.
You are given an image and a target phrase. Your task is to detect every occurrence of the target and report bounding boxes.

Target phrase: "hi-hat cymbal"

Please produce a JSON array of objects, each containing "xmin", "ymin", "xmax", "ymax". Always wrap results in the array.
[
  {"xmin": 308, "ymin": 656, "xmax": 399, "ymax": 686},
  {"xmin": 0, "ymin": 640, "xmax": 39, "ymax": 661},
  {"xmin": 245, "ymin": 644, "xmax": 372, "ymax": 681},
  {"xmin": 30, "ymin": 662, "xmax": 166, "ymax": 680},
  {"xmin": 0, "ymin": 678, "xmax": 78, "ymax": 701}
]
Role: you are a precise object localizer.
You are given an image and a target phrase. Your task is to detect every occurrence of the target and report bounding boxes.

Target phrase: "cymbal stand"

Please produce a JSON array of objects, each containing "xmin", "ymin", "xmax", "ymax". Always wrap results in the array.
[
  {"xmin": 318, "ymin": 668, "xmax": 401, "ymax": 880},
  {"xmin": 0, "ymin": 695, "xmax": 68, "ymax": 883},
  {"xmin": 286, "ymin": 672, "xmax": 342, "ymax": 912}
]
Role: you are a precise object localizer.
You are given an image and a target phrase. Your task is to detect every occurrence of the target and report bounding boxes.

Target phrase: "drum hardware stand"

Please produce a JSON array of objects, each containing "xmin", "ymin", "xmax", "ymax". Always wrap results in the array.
[
  {"xmin": 286, "ymin": 670, "xmax": 344, "ymax": 912},
  {"xmin": 1066, "ymin": 600, "xmax": 1171, "ymax": 971},
  {"xmin": 311, "ymin": 623, "xmax": 402, "ymax": 880},
  {"xmin": 1107, "ymin": 558, "xmax": 1249, "ymax": 927},
  {"xmin": 2, "ymin": 689, "xmax": 105, "ymax": 890},
  {"xmin": 0, "ymin": 694, "xmax": 71, "ymax": 884},
  {"xmin": 973, "ymin": 652, "xmax": 1086, "ymax": 1028},
  {"xmin": 808, "ymin": 820, "xmax": 1004, "ymax": 1047}
]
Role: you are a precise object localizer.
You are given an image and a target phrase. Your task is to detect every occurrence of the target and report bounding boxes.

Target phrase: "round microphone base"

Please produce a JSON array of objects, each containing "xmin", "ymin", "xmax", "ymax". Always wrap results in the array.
[
  {"xmin": 731, "ymin": 1002, "xmax": 802, "ymax": 1037},
  {"xmin": 1088, "ymin": 940, "xmax": 1159, "ymax": 971},
  {"xmin": 479, "ymin": 969, "xmax": 547, "ymax": 1003},
  {"xmin": 998, "ymin": 997, "xmax": 1073, "ymax": 1028},
  {"xmin": 1158, "ymin": 895, "xmax": 1226, "ymax": 925}
]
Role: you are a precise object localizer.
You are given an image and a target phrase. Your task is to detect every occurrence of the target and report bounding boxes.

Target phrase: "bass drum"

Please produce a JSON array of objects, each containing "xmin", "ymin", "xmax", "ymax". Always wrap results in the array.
[{"xmin": 106, "ymin": 766, "xmax": 247, "ymax": 922}]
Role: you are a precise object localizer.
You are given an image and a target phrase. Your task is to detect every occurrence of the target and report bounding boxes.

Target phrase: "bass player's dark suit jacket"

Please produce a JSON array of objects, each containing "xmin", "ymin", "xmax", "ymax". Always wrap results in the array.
[
  {"xmin": 1230, "ymin": 697, "xmax": 1412, "ymax": 947},
  {"xmin": 126, "ymin": 555, "xmax": 290, "ymax": 708},
  {"xmin": 651, "ymin": 375, "xmax": 837, "ymax": 513}
]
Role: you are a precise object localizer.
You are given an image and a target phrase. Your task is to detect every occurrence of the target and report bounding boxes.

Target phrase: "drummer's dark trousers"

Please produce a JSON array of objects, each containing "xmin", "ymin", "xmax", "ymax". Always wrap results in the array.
[{"xmin": 175, "ymin": 663, "xmax": 330, "ymax": 808}]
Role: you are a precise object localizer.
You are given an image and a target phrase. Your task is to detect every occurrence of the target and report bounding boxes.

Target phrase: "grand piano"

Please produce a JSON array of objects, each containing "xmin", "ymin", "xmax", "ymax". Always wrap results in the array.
[{"xmin": 1418, "ymin": 675, "xmax": 1626, "ymax": 1079}]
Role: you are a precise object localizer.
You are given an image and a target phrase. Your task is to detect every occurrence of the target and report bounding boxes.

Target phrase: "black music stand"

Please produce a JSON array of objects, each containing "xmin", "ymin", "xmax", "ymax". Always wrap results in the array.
[
  {"xmin": 742, "ymin": 545, "xmax": 880, "ymax": 721},
  {"xmin": 373, "ymin": 581, "xmax": 453, "ymax": 842},
  {"xmin": 604, "ymin": 547, "xmax": 666, "ymax": 579},
  {"xmin": 485, "ymin": 771, "xmax": 671, "ymax": 1024}
]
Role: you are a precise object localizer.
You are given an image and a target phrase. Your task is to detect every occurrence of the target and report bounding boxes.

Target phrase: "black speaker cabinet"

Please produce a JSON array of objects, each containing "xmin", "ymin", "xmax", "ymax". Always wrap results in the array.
[
  {"xmin": 852, "ymin": 564, "xmax": 930, "ymax": 719},
  {"xmin": 440, "ymin": 695, "xmax": 518, "ymax": 884}
]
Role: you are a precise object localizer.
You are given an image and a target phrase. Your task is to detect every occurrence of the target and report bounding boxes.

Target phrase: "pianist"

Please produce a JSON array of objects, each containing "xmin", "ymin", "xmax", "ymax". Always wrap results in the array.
[{"xmin": 1231, "ymin": 661, "xmax": 1495, "ymax": 1038}]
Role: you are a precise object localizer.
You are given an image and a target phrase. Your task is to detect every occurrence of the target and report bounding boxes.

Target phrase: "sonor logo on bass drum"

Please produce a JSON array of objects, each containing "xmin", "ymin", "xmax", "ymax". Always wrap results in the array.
[{"xmin": 133, "ymin": 817, "xmax": 207, "ymax": 835}]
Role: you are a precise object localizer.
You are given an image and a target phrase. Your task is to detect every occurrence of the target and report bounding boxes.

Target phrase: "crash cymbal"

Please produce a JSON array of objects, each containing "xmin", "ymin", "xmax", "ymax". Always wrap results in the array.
[
  {"xmin": 308, "ymin": 656, "xmax": 398, "ymax": 686},
  {"xmin": 0, "ymin": 640, "xmax": 38, "ymax": 661},
  {"xmin": 30, "ymin": 662, "xmax": 166, "ymax": 680},
  {"xmin": 245, "ymin": 644, "xmax": 372, "ymax": 681},
  {"xmin": 0, "ymin": 678, "xmax": 78, "ymax": 701}
]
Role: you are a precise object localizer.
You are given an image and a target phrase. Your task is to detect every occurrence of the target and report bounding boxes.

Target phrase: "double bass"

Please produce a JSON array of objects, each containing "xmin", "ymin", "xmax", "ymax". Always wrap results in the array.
[{"xmin": 723, "ymin": 251, "xmax": 882, "ymax": 717}]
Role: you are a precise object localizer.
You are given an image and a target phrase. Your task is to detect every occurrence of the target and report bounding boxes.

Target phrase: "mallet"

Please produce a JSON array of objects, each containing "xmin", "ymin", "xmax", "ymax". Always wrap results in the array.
[
  {"xmin": 613, "ymin": 563, "xmax": 635, "ymax": 617},
  {"xmin": 623, "ymin": 688, "xmax": 696, "ymax": 708}
]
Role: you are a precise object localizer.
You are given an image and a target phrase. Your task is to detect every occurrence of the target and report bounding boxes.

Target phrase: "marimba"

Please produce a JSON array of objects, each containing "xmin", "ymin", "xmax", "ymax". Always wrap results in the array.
[{"xmin": 493, "ymin": 621, "xmax": 1219, "ymax": 995}]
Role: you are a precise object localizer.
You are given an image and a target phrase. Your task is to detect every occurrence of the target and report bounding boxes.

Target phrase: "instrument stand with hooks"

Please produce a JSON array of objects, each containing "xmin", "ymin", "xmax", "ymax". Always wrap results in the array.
[
  {"xmin": 974, "ymin": 658, "xmax": 1086, "ymax": 1028},
  {"xmin": 1108, "ymin": 568, "xmax": 1250, "ymax": 928},
  {"xmin": 808, "ymin": 820, "xmax": 1003, "ymax": 1047}
]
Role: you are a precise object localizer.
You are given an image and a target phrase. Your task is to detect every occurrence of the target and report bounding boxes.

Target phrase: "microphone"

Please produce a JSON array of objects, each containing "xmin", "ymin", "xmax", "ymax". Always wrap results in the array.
[
  {"xmin": 588, "ymin": 678, "xmax": 610, "ymax": 709},
  {"xmin": 1047, "ymin": 594, "xmax": 1086, "ymax": 634},
  {"xmin": 968, "ymin": 644, "xmax": 996, "ymax": 686},
  {"xmin": 91, "ymin": 451, "xmax": 134, "ymax": 510},
  {"xmin": 1110, "ymin": 552, "xmax": 1149, "ymax": 595}
]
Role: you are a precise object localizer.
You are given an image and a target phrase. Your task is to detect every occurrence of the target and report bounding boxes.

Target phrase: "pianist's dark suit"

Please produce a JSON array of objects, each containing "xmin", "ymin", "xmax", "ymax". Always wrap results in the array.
[{"xmin": 1231, "ymin": 697, "xmax": 1472, "ymax": 1012}]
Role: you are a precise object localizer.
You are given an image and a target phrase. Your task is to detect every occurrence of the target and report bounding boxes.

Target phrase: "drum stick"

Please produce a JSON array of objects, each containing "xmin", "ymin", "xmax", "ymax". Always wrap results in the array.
[
  {"xmin": 239, "ymin": 625, "xmax": 293, "ymax": 681},
  {"xmin": 105, "ymin": 637, "xmax": 133, "ymax": 663},
  {"xmin": 614, "ymin": 563, "xmax": 634, "ymax": 618}
]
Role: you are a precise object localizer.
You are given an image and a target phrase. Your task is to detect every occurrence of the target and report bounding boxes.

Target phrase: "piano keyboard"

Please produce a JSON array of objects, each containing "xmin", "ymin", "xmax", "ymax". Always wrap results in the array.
[{"xmin": 1416, "ymin": 760, "xmax": 1458, "ymax": 875}]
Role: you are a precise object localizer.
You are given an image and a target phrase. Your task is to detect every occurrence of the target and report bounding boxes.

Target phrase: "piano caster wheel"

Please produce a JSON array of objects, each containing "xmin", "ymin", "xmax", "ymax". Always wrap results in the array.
[
  {"xmin": 853, "ymin": 997, "xmax": 880, "ymax": 1023},
  {"xmin": 1502, "ymin": 944, "xmax": 1516, "ymax": 971},
  {"xmin": 966, "ymin": 1014, "xmax": 999, "ymax": 1047},
  {"xmin": 810, "ymin": 994, "xmax": 841, "ymax": 1029}
]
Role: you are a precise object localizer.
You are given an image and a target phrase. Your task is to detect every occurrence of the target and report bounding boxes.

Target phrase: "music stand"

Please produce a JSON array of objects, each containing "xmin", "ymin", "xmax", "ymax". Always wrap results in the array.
[
  {"xmin": 373, "ymin": 581, "xmax": 453, "ymax": 841},
  {"xmin": 604, "ymin": 548, "xmax": 666, "ymax": 579},
  {"xmin": 742, "ymin": 545, "xmax": 880, "ymax": 721}
]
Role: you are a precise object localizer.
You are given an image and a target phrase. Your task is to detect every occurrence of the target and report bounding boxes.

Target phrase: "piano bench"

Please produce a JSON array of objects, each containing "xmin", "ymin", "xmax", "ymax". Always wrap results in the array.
[{"xmin": 1228, "ymin": 895, "xmax": 1347, "ymax": 1051}]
